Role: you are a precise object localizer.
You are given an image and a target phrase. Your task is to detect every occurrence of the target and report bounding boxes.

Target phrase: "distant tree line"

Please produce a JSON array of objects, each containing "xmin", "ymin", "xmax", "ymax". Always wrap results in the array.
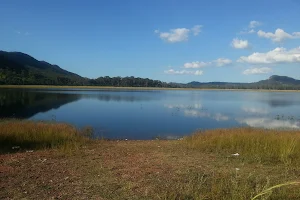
[
  {"xmin": 186, "ymin": 83, "xmax": 300, "ymax": 90},
  {"xmin": 1, "ymin": 67, "xmax": 300, "ymax": 90},
  {"xmin": 0, "ymin": 68, "xmax": 181, "ymax": 88},
  {"xmin": 1, "ymin": 51, "xmax": 300, "ymax": 90},
  {"xmin": 88, "ymin": 76, "xmax": 181, "ymax": 88}
]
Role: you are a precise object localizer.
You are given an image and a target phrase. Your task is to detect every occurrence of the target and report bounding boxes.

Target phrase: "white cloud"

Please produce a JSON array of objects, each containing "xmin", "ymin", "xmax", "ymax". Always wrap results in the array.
[
  {"xmin": 164, "ymin": 69, "xmax": 203, "ymax": 76},
  {"xmin": 15, "ymin": 30, "xmax": 30, "ymax": 36},
  {"xmin": 183, "ymin": 58, "xmax": 232, "ymax": 69},
  {"xmin": 240, "ymin": 29, "xmax": 256, "ymax": 34},
  {"xmin": 257, "ymin": 28, "xmax": 300, "ymax": 42},
  {"xmin": 183, "ymin": 61, "xmax": 210, "ymax": 68},
  {"xmin": 243, "ymin": 67, "xmax": 272, "ymax": 75},
  {"xmin": 158, "ymin": 28, "xmax": 190, "ymax": 43},
  {"xmin": 249, "ymin": 21, "xmax": 261, "ymax": 28},
  {"xmin": 155, "ymin": 25, "xmax": 203, "ymax": 43},
  {"xmin": 231, "ymin": 38, "xmax": 250, "ymax": 49},
  {"xmin": 293, "ymin": 32, "xmax": 300, "ymax": 37},
  {"xmin": 214, "ymin": 58, "xmax": 232, "ymax": 67},
  {"xmin": 240, "ymin": 21, "xmax": 261, "ymax": 34},
  {"xmin": 194, "ymin": 70, "xmax": 203, "ymax": 75},
  {"xmin": 238, "ymin": 47, "xmax": 300, "ymax": 64},
  {"xmin": 191, "ymin": 25, "xmax": 202, "ymax": 36}
]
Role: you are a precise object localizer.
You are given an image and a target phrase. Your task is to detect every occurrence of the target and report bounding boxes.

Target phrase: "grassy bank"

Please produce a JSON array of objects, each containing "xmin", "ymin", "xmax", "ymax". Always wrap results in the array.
[
  {"xmin": 185, "ymin": 127, "xmax": 300, "ymax": 165},
  {"xmin": 1, "ymin": 122, "xmax": 300, "ymax": 199},
  {"xmin": 0, "ymin": 120, "xmax": 91, "ymax": 153}
]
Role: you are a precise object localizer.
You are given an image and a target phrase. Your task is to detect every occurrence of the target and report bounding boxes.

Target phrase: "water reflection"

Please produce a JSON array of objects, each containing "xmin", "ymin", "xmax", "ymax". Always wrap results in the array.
[
  {"xmin": 164, "ymin": 103, "xmax": 230, "ymax": 122},
  {"xmin": 0, "ymin": 89, "xmax": 156, "ymax": 118},
  {"xmin": 242, "ymin": 107, "xmax": 269, "ymax": 115},
  {"xmin": 238, "ymin": 117, "xmax": 300, "ymax": 129},
  {"xmin": 184, "ymin": 110, "xmax": 229, "ymax": 121},
  {"xmin": 0, "ymin": 89, "xmax": 81, "ymax": 118},
  {"xmin": 1, "ymin": 89, "xmax": 300, "ymax": 139},
  {"xmin": 260, "ymin": 92, "xmax": 300, "ymax": 108}
]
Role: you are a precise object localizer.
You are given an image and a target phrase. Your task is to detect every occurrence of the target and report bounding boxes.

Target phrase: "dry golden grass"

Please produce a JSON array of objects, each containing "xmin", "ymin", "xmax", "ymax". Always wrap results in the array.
[
  {"xmin": 1, "ymin": 124, "xmax": 300, "ymax": 199},
  {"xmin": 0, "ymin": 120, "xmax": 91, "ymax": 152},
  {"xmin": 185, "ymin": 127, "xmax": 300, "ymax": 165}
]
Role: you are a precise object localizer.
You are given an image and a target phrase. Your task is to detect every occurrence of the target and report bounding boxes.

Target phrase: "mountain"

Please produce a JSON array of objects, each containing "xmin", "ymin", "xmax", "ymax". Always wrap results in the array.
[
  {"xmin": 258, "ymin": 75, "xmax": 300, "ymax": 85},
  {"xmin": 188, "ymin": 75, "xmax": 300, "ymax": 90},
  {"xmin": 1, "ymin": 50, "xmax": 300, "ymax": 90},
  {"xmin": 0, "ymin": 51, "xmax": 87, "ymax": 85}
]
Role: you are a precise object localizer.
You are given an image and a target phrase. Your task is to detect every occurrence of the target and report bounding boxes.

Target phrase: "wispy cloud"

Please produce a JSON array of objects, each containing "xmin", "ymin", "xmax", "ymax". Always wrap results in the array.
[
  {"xmin": 214, "ymin": 58, "xmax": 232, "ymax": 67},
  {"xmin": 239, "ymin": 20, "xmax": 262, "ymax": 34},
  {"xmin": 183, "ymin": 58, "xmax": 232, "ymax": 69},
  {"xmin": 243, "ymin": 67, "xmax": 272, "ymax": 75},
  {"xmin": 231, "ymin": 38, "xmax": 251, "ymax": 49},
  {"xmin": 15, "ymin": 31, "xmax": 30, "ymax": 36},
  {"xmin": 238, "ymin": 47, "xmax": 300, "ymax": 64},
  {"xmin": 257, "ymin": 28, "xmax": 300, "ymax": 43},
  {"xmin": 183, "ymin": 61, "xmax": 211, "ymax": 69},
  {"xmin": 155, "ymin": 25, "xmax": 203, "ymax": 43},
  {"xmin": 249, "ymin": 21, "xmax": 262, "ymax": 29},
  {"xmin": 164, "ymin": 69, "xmax": 203, "ymax": 76},
  {"xmin": 191, "ymin": 25, "xmax": 203, "ymax": 36}
]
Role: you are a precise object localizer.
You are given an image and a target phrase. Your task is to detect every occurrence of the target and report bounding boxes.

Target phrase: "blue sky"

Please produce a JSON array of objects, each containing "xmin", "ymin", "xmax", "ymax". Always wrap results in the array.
[{"xmin": 1, "ymin": 0, "xmax": 300, "ymax": 83}]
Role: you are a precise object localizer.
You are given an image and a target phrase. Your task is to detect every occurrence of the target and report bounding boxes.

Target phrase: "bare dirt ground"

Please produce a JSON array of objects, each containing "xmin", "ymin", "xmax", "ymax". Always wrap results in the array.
[{"xmin": 1, "ymin": 140, "xmax": 300, "ymax": 200}]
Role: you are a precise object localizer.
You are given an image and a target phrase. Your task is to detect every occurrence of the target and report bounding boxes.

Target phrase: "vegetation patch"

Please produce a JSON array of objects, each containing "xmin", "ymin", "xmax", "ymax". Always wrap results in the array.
[
  {"xmin": 185, "ymin": 128, "xmax": 300, "ymax": 165},
  {"xmin": 1, "ymin": 125, "xmax": 300, "ymax": 199},
  {"xmin": 0, "ymin": 120, "xmax": 91, "ymax": 153}
]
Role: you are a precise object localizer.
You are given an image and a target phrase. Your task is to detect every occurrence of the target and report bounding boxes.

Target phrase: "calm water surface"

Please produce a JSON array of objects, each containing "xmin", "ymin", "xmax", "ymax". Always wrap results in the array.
[{"xmin": 1, "ymin": 88, "xmax": 300, "ymax": 139}]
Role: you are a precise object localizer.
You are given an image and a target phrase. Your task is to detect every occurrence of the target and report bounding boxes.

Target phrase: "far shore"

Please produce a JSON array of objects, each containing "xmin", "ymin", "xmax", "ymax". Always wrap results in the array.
[{"xmin": 0, "ymin": 84, "xmax": 299, "ymax": 92}]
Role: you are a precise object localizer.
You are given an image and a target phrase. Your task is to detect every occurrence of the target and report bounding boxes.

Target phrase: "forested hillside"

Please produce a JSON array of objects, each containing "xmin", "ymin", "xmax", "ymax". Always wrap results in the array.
[{"xmin": 1, "ymin": 50, "xmax": 300, "ymax": 90}]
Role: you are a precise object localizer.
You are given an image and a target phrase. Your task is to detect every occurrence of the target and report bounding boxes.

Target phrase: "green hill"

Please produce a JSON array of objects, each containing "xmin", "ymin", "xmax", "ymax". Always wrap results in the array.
[
  {"xmin": 0, "ymin": 51, "xmax": 87, "ymax": 85},
  {"xmin": 188, "ymin": 75, "xmax": 300, "ymax": 90},
  {"xmin": 1, "ymin": 50, "xmax": 299, "ymax": 90}
]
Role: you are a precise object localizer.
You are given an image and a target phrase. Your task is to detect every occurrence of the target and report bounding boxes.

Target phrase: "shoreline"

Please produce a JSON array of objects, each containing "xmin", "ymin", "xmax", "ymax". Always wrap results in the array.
[
  {"xmin": 0, "ymin": 84, "xmax": 299, "ymax": 92},
  {"xmin": 1, "ymin": 121, "xmax": 300, "ymax": 199}
]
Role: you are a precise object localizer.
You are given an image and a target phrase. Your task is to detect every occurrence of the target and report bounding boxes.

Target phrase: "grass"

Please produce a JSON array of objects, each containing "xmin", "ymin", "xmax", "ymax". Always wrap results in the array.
[
  {"xmin": 184, "ymin": 127, "xmax": 300, "ymax": 165},
  {"xmin": 0, "ymin": 119, "xmax": 91, "ymax": 153},
  {"xmin": 1, "ymin": 123, "xmax": 300, "ymax": 199}
]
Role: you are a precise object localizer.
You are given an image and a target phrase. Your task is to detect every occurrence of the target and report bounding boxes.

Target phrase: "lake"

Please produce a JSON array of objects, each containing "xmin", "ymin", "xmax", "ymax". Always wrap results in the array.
[{"xmin": 0, "ymin": 88, "xmax": 300, "ymax": 139}]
